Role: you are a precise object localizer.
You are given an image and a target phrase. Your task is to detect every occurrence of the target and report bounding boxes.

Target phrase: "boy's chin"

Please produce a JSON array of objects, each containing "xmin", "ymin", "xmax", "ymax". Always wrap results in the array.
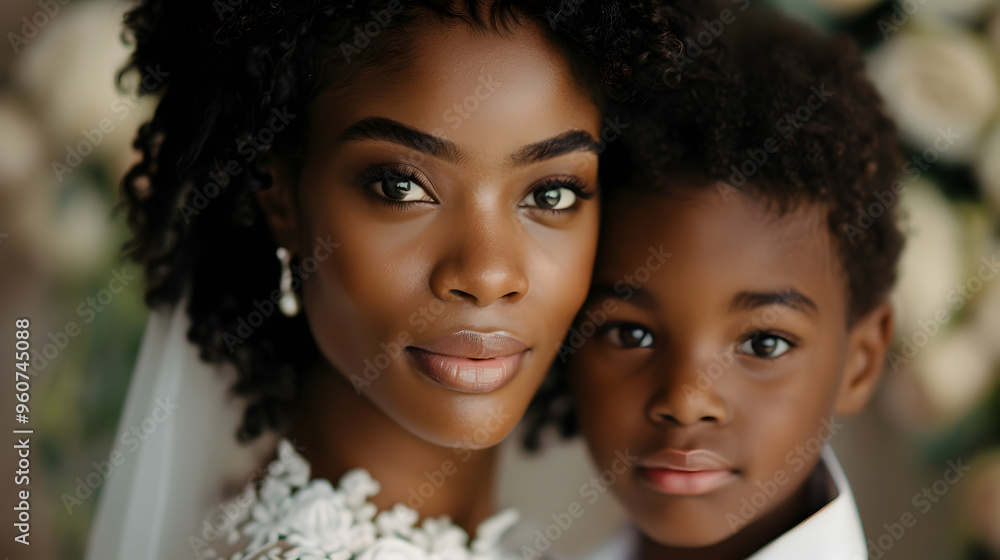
[{"xmin": 633, "ymin": 510, "xmax": 738, "ymax": 550}]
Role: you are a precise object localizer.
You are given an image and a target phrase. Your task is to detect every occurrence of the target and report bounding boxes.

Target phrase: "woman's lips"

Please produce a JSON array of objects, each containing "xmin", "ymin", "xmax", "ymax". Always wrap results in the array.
[
  {"xmin": 407, "ymin": 331, "xmax": 529, "ymax": 393},
  {"xmin": 638, "ymin": 449, "xmax": 739, "ymax": 496}
]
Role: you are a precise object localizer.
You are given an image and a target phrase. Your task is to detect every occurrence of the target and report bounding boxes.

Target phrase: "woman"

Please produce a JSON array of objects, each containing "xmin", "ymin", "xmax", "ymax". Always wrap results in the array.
[{"xmin": 86, "ymin": 1, "xmax": 687, "ymax": 558}]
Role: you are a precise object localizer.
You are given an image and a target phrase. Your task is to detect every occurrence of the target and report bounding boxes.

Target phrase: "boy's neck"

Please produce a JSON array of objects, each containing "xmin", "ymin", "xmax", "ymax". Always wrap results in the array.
[
  {"xmin": 288, "ymin": 359, "xmax": 500, "ymax": 535},
  {"xmin": 638, "ymin": 477, "xmax": 820, "ymax": 560}
]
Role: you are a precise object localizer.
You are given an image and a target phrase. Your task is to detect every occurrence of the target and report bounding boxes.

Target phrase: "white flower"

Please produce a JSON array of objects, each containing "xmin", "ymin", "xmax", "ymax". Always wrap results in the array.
[
  {"xmin": 909, "ymin": 327, "xmax": 996, "ymax": 426},
  {"xmin": 261, "ymin": 478, "xmax": 294, "ymax": 507},
  {"xmin": 867, "ymin": 29, "xmax": 999, "ymax": 163},
  {"xmin": 241, "ymin": 478, "xmax": 294, "ymax": 550},
  {"xmin": 274, "ymin": 440, "xmax": 312, "ymax": 487},
  {"xmin": 890, "ymin": 180, "xmax": 964, "ymax": 339},
  {"xmin": 422, "ymin": 517, "xmax": 469, "ymax": 555},
  {"xmin": 971, "ymin": 253, "xmax": 1000, "ymax": 361},
  {"xmin": 912, "ymin": 0, "xmax": 996, "ymax": 22},
  {"xmin": 15, "ymin": 0, "xmax": 157, "ymax": 179},
  {"xmin": 227, "ymin": 440, "xmax": 519, "ymax": 560},
  {"xmin": 0, "ymin": 100, "xmax": 46, "ymax": 187},
  {"xmin": 353, "ymin": 503, "xmax": 378, "ymax": 523},
  {"xmin": 991, "ymin": 7, "xmax": 1000, "ymax": 57},
  {"xmin": 975, "ymin": 123, "xmax": 1000, "ymax": 215},
  {"xmin": 344, "ymin": 521, "xmax": 378, "ymax": 554},
  {"xmin": 340, "ymin": 469, "xmax": 381, "ymax": 508},
  {"xmin": 356, "ymin": 537, "xmax": 429, "ymax": 560},
  {"xmin": 375, "ymin": 504, "xmax": 420, "ymax": 538},
  {"xmin": 282, "ymin": 480, "xmax": 355, "ymax": 552},
  {"xmin": 469, "ymin": 509, "xmax": 519, "ymax": 556}
]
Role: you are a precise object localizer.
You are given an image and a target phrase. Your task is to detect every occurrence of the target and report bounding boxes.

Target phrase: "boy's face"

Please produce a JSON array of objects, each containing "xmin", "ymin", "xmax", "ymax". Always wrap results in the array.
[{"xmin": 568, "ymin": 186, "xmax": 886, "ymax": 548}]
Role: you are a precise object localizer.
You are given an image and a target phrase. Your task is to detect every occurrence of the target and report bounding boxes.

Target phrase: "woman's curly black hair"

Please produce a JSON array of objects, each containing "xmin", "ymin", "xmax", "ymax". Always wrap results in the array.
[
  {"xmin": 522, "ymin": 3, "xmax": 906, "ymax": 450},
  {"xmin": 116, "ymin": 0, "xmax": 696, "ymax": 443}
]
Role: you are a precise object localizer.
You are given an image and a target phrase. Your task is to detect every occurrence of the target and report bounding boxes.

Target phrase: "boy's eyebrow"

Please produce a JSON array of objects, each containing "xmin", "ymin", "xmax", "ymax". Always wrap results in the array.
[
  {"xmin": 730, "ymin": 289, "xmax": 818, "ymax": 315},
  {"xmin": 588, "ymin": 284, "xmax": 656, "ymax": 308},
  {"xmin": 340, "ymin": 117, "xmax": 465, "ymax": 162}
]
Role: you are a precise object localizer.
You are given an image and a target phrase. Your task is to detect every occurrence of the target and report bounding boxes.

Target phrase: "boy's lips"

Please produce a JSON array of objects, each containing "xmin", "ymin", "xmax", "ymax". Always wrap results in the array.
[
  {"xmin": 637, "ymin": 449, "xmax": 739, "ymax": 496},
  {"xmin": 406, "ymin": 331, "xmax": 529, "ymax": 393}
]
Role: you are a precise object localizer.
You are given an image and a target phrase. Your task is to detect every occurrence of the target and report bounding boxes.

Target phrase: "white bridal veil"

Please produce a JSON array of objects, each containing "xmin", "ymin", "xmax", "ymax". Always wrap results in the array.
[{"xmin": 86, "ymin": 297, "xmax": 276, "ymax": 560}]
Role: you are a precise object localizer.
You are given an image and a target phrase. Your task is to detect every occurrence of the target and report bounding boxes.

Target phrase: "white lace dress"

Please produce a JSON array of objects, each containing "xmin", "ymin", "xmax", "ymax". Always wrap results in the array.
[{"xmin": 198, "ymin": 440, "xmax": 520, "ymax": 560}]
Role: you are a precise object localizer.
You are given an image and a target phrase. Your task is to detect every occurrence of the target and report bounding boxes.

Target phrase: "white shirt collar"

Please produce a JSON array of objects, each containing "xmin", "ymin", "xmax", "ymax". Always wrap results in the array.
[
  {"xmin": 578, "ymin": 445, "xmax": 867, "ymax": 560},
  {"xmin": 746, "ymin": 445, "xmax": 867, "ymax": 560}
]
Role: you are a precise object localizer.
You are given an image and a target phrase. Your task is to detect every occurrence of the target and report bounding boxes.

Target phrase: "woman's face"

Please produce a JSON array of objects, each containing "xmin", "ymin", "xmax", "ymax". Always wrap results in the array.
[{"xmin": 264, "ymin": 21, "xmax": 602, "ymax": 448}]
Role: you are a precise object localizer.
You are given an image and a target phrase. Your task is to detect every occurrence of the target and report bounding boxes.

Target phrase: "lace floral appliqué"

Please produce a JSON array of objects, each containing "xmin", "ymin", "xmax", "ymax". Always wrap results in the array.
[{"xmin": 213, "ymin": 440, "xmax": 520, "ymax": 560}]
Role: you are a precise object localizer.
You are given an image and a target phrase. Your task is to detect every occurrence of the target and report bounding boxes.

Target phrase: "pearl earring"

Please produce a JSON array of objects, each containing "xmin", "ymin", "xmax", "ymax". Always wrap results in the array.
[{"xmin": 276, "ymin": 247, "xmax": 300, "ymax": 317}]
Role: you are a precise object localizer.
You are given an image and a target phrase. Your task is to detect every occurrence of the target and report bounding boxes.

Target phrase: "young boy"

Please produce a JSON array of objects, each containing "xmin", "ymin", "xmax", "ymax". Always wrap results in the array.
[{"xmin": 561, "ymin": 8, "xmax": 904, "ymax": 560}]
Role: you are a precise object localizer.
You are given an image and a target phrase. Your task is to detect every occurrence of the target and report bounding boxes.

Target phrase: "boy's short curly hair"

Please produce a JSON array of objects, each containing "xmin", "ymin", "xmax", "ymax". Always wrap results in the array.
[
  {"xmin": 118, "ymin": 0, "xmax": 693, "ymax": 443},
  {"xmin": 524, "ymin": 5, "xmax": 905, "ymax": 450}
]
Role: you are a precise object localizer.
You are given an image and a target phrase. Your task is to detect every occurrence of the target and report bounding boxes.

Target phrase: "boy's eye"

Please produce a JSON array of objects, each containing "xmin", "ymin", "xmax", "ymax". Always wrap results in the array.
[
  {"xmin": 371, "ymin": 170, "xmax": 434, "ymax": 202},
  {"xmin": 520, "ymin": 185, "xmax": 578, "ymax": 210},
  {"xmin": 607, "ymin": 324, "xmax": 655, "ymax": 349},
  {"xmin": 737, "ymin": 333, "xmax": 792, "ymax": 359}
]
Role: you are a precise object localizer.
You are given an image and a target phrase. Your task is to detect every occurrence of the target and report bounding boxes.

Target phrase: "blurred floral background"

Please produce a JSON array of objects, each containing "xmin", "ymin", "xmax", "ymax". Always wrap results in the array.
[{"xmin": 1, "ymin": 0, "xmax": 999, "ymax": 558}]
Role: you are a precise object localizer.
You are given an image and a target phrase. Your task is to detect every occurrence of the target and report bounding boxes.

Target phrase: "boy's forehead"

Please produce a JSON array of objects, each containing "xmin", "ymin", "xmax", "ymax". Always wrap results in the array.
[{"xmin": 595, "ymin": 187, "xmax": 840, "ymax": 300}]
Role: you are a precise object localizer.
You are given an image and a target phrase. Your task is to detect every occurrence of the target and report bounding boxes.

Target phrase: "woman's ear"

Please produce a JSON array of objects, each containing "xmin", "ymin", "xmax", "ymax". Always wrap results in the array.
[
  {"xmin": 834, "ymin": 301, "xmax": 895, "ymax": 416},
  {"xmin": 255, "ymin": 154, "xmax": 300, "ymax": 255}
]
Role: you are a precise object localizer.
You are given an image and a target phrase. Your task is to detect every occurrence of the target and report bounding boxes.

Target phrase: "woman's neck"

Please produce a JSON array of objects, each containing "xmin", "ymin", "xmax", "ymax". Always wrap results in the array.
[{"xmin": 289, "ymin": 359, "xmax": 500, "ymax": 534}]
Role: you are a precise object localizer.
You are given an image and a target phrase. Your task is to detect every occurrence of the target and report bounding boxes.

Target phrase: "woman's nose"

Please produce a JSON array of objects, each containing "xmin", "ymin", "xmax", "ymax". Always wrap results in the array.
[{"xmin": 429, "ymin": 210, "xmax": 529, "ymax": 307}]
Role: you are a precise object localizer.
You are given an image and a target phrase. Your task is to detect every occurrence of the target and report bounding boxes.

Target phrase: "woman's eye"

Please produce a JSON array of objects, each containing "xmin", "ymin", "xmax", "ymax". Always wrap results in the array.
[
  {"xmin": 607, "ymin": 324, "xmax": 655, "ymax": 349},
  {"xmin": 521, "ymin": 185, "xmax": 578, "ymax": 211},
  {"xmin": 369, "ymin": 170, "xmax": 433, "ymax": 203},
  {"xmin": 737, "ymin": 334, "xmax": 792, "ymax": 358}
]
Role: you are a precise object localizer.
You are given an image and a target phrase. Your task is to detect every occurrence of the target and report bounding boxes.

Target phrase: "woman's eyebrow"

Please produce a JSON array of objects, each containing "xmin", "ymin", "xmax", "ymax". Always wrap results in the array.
[
  {"xmin": 339, "ymin": 117, "xmax": 465, "ymax": 162},
  {"xmin": 340, "ymin": 118, "xmax": 598, "ymax": 167},
  {"xmin": 509, "ymin": 130, "xmax": 599, "ymax": 166}
]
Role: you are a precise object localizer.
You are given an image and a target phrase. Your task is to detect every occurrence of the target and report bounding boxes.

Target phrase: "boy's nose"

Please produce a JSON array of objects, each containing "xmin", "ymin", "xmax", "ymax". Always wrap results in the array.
[{"xmin": 646, "ymin": 353, "xmax": 732, "ymax": 427}]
